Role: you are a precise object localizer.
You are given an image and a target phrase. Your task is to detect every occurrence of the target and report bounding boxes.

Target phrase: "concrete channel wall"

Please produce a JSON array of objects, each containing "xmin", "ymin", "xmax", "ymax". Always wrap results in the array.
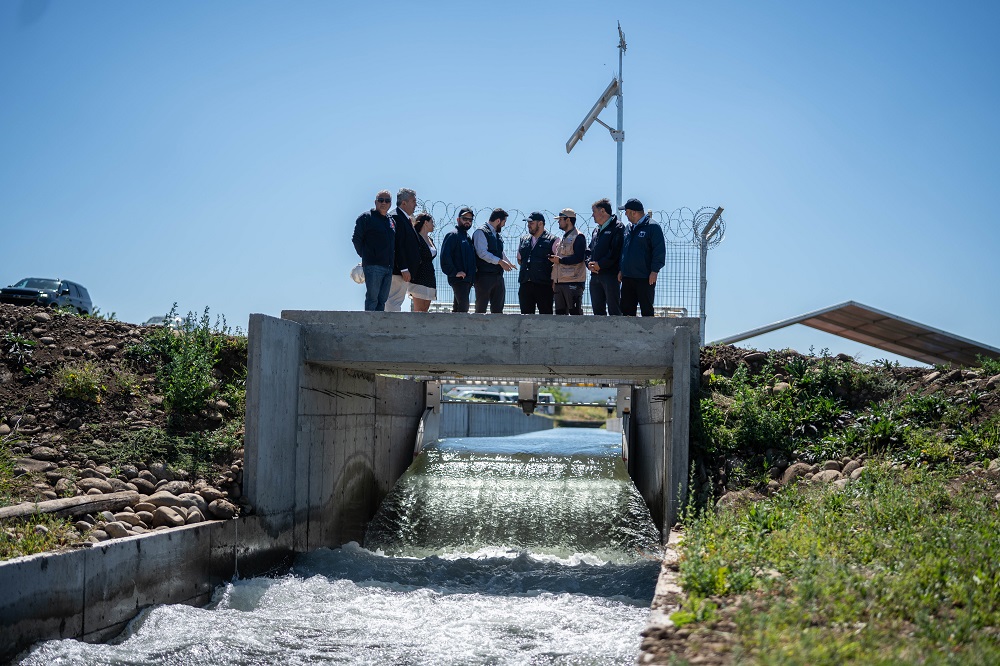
[
  {"xmin": 630, "ymin": 325, "xmax": 697, "ymax": 531},
  {"xmin": 0, "ymin": 516, "xmax": 290, "ymax": 662},
  {"xmin": 439, "ymin": 402, "xmax": 554, "ymax": 438}
]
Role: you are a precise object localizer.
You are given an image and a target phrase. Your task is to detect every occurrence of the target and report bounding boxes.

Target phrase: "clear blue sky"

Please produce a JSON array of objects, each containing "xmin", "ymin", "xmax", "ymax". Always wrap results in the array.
[{"xmin": 2, "ymin": 0, "xmax": 997, "ymax": 365}]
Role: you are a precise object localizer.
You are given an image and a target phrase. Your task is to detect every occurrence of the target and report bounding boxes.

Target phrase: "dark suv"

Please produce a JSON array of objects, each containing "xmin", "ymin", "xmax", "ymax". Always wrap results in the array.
[{"xmin": 0, "ymin": 278, "xmax": 93, "ymax": 314}]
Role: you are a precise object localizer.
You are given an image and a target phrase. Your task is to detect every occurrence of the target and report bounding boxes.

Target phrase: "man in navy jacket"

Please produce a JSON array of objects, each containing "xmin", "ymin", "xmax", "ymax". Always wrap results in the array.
[
  {"xmin": 586, "ymin": 197, "xmax": 625, "ymax": 315},
  {"xmin": 440, "ymin": 207, "xmax": 478, "ymax": 312},
  {"xmin": 617, "ymin": 198, "xmax": 665, "ymax": 317},
  {"xmin": 352, "ymin": 190, "xmax": 396, "ymax": 311}
]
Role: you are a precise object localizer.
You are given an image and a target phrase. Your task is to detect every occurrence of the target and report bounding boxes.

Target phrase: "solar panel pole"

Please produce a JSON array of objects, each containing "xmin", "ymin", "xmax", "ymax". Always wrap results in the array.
[{"xmin": 615, "ymin": 23, "xmax": 626, "ymax": 211}]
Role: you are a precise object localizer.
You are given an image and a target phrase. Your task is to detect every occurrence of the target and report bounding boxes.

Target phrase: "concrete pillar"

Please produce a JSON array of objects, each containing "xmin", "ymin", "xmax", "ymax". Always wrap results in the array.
[
  {"xmin": 244, "ymin": 314, "xmax": 303, "ymax": 536},
  {"xmin": 666, "ymin": 325, "xmax": 692, "ymax": 528}
]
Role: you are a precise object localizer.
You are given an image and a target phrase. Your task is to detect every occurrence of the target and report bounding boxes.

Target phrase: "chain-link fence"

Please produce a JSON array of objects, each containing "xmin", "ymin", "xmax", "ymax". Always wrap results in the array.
[{"xmin": 414, "ymin": 200, "xmax": 725, "ymax": 335}]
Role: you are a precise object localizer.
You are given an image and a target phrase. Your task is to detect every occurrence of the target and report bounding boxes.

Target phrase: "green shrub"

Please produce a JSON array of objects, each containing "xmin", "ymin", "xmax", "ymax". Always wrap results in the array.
[
  {"xmin": 1, "ymin": 332, "xmax": 36, "ymax": 369},
  {"xmin": 978, "ymin": 354, "xmax": 1000, "ymax": 376},
  {"xmin": 55, "ymin": 361, "xmax": 105, "ymax": 403},
  {"xmin": 143, "ymin": 305, "xmax": 223, "ymax": 416}
]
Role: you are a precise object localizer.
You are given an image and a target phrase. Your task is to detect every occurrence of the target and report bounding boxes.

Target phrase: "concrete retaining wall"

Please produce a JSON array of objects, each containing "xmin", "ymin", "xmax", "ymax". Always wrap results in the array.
[
  {"xmin": 245, "ymin": 314, "xmax": 424, "ymax": 550},
  {"xmin": 0, "ymin": 516, "xmax": 291, "ymax": 662},
  {"xmin": 630, "ymin": 326, "xmax": 698, "ymax": 534},
  {"xmin": 439, "ymin": 403, "xmax": 554, "ymax": 438}
]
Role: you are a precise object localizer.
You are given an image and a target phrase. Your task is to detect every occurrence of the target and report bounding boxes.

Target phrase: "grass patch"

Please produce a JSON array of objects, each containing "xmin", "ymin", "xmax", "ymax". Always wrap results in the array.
[
  {"xmin": 78, "ymin": 426, "xmax": 240, "ymax": 478},
  {"xmin": 676, "ymin": 463, "xmax": 1000, "ymax": 662},
  {"xmin": 0, "ymin": 514, "xmax": 82, "ymax": 560}
]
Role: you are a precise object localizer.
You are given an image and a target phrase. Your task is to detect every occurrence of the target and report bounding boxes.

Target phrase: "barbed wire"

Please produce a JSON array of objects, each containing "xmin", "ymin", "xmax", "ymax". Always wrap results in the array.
[
  {"xmin": 416, "ymin": 200, "xmax": 725, "ymax": 249},
  {"xmin": 402, "ymin": 199, "xmax": 726, "ymax": 317}
]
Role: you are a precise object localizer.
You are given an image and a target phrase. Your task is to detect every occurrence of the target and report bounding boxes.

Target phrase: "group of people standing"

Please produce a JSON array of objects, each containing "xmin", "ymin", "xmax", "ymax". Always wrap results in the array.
[{"xmin": 352, "ymin": 189, "xmax": 666, "ymax": 317}]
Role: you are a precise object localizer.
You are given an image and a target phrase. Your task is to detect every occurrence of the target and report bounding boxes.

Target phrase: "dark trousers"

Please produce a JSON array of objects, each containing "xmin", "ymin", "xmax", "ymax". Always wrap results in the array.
[
  {"xmin": 474, "ymin": 273, "xmax": 505, "ymax": 313},
  {"xmin": 553, "ymin": 283, "xmax": 584, "ymax": 315},
  {"xmin": 621, "ymin": 276, "xmax": 655, "ymax": 317},
  {"xmin": 518, "ymin": 281, "xmax": 553, "ymax": 314},
  {"xmin": 589, "ymin": 271, "xmax": 622, "ymax": 315},
  {"xmin": 450, "ymin": 280, "xmax": 472, "ymax": 313}
]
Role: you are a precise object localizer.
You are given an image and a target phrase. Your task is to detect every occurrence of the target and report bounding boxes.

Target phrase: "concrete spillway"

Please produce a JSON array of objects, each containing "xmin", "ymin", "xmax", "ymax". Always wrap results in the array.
[
  {"xmin": 1, "ymin": 310, "xmax": 699, "ymax": 658},
  {"xmin": 19, "ymin": 429, "xmax": 662, "ymax": 664}
]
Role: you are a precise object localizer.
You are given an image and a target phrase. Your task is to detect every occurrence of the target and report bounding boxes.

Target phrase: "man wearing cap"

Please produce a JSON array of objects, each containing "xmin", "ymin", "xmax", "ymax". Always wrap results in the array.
[
  {"xmin": 617, "ymin": 198, "xmax": 665, "ymax": 317},
  {"xmin": 548, "ymin": 208, "xmax": 587, "ymax": 315},
  {"xmin": 385, "ymin": 187, "xmax": 422, "ymax": 312},
  {"xmin": 516, "ymin": 212, "xmax": 557, "ymax": 314},
  {"xmin": 440, "ymin": 207, "xmax": 478, "ymax": 312},
  {"xmin": 352, "ymin": 189, "xmax": 396, "ymax": 311},
  {"xmin": 472, "ymin": 208, "xmax": 515, "ymax": 314},
  {"xmin": 586, "ymin": 197, "xmax": 625, "ymax": 316}
]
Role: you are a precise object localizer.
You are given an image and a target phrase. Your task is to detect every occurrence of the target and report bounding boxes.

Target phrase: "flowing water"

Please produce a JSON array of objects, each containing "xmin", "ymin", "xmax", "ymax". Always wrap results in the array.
[{"xmin": 19, "ymin": 429, "xmax": 662, "ymax": 665}]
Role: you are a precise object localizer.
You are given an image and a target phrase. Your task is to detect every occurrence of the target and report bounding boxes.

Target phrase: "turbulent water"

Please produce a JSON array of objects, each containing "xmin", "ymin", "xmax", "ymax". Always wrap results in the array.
[{"xmin": 19, "ymin": 429, "xmax": 662, "ymax": 665}]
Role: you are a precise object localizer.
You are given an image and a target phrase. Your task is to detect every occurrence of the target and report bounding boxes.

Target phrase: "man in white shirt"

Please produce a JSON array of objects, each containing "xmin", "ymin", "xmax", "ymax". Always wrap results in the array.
[{"xmin": 472, "ymin": 207, "xmax": 515, "ymax": 313}]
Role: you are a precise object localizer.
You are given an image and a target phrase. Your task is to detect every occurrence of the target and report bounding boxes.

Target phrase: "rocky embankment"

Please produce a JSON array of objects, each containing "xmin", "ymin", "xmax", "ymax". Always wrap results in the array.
[{"xmin": 0, "ymin": 303, "xmax": 247, "ymax": 551}]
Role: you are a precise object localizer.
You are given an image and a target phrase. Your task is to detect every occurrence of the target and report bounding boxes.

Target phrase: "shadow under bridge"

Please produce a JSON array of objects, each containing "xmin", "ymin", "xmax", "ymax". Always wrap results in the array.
[{"xmin": 244, "ymin": 311, "xmax": 700, "ymax": 551}]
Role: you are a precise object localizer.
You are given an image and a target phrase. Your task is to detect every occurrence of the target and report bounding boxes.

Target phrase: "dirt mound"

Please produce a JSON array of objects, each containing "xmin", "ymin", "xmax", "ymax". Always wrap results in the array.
[{"xmin": 0, "ymin": 304, "xmax": 246, "ymax": 554}]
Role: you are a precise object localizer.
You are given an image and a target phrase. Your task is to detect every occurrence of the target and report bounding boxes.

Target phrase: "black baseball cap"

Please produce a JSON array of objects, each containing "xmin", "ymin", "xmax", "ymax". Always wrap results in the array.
[
  {"xmin": 618, "ymin": 198, "xmax": 644, "ymax": 212},
  {"xmin": 524, "ymin": 212, "xmax": 545, "ymax": 222},
  {"xmin": 457, "ymin": 207, "xmax": 474, "ymax": 218}
]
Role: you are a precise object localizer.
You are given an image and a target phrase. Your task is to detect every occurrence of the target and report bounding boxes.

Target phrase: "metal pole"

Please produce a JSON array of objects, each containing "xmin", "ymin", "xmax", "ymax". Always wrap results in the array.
[
  {"xmin": 616, "ymin": 26, "xmax": 625, "ymax": 211},
  {"xmin": 698, "ymin": 207, "xmax": 724, "ymax": 346}
]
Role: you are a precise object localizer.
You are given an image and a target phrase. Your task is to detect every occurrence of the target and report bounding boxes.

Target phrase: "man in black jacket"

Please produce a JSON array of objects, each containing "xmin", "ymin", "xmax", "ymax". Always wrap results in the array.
[
  {"xmin": 586, "ymin": 197, "xmax": 625, "ymax": 315},
  {"xmin": 385, "ymin": 188, "xmax": 422, "ymax": 312},
  {"xmin": 516, "ymin": 212, "xmax": 556, "ymax": 314},
  {"xmin": 440, "ymin": 207, "xmax": 478, "ymax": 312},
  {"xmin": 352, "ymin": 190, "xmax": 396, "ymax": 311}
]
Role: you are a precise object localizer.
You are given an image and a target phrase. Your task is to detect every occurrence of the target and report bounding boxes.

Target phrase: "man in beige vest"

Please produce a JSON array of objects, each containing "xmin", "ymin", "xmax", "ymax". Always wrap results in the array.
[{"xmin": 548, "ymin": 208, "xmax": 587, "ymax": 315}]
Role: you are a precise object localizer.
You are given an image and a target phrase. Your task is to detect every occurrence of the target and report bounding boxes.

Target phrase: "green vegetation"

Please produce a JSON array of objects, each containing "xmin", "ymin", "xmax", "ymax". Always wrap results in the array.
[
  {"xmin": 672, "ymin": 348, "xmax": 1000, "ymax": 662},
  {"xmin": 0, "ymin": 514, "xmax": 82, "ymax": 560},
  {"xmin": 55, "ymin": 361, "xmax": 105, "ymax": 403},
  {"xmin": 678, "ymin": 464, "xmax": 1000, "ymax": 663},
  {"xmin": 1, "ymin": 332, "xmax": 35, "ymax": 369},
  {"xmin": 693, "ymin": 350, "xmax": 998, "ymax": 496},
  {"xmin": 142, "ymin": 306, "xmax": 224, "ymax": 416},
  {"xmin": 979, "ymin": 354, "xmax": 1000, "ymax": 377},
  {"xmin": 76, "ymin": 426, "xmax": 241, "ymax": 478}
]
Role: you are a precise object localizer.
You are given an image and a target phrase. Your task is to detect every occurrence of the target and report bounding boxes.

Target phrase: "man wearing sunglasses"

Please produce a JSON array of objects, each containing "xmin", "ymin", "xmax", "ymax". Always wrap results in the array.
[
  {"xmin": 440, "ymin": 207, "xmax": 478, "ymax": 312},
  {"xmin": 352, "ymin": 190, "xmax": 396, "ymax": 311},
  {"xmin": 385, "ymin": 188, "xmax": 422, "ymax": 312}
]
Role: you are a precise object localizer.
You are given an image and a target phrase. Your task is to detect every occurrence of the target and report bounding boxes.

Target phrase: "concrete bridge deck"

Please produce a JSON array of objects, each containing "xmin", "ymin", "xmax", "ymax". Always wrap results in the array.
[{"xmin": 280, "ymin": 311, "xmax": 696, "ymax": 380}]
